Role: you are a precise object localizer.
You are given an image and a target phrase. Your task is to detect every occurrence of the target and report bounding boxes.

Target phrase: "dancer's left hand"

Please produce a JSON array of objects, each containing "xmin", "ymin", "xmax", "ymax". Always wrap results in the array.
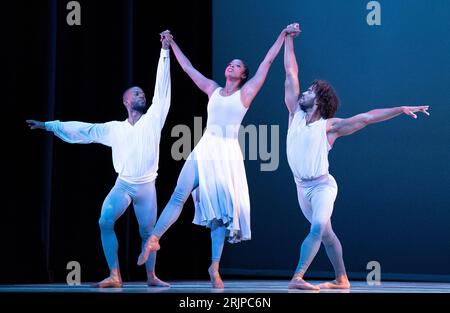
[
  {"xmin": 401, "ymin": 106, "xmax": 430, "ymax": 119},
  {"xmin": 286, "ymin": 23, "xmax": 301, "ymax": 37}
]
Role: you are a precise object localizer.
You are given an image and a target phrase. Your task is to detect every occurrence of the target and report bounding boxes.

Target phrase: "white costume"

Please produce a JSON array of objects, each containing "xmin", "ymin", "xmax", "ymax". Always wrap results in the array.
[{"xmin": 286, "ymin": 107, "xmax": 345, "ymax": 277}]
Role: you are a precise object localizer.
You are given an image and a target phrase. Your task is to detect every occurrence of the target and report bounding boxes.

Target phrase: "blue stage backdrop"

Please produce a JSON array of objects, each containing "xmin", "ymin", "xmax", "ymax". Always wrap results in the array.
[{"xmin": 213, "ymin": 0, "xmax": 450, "ymax": 281}]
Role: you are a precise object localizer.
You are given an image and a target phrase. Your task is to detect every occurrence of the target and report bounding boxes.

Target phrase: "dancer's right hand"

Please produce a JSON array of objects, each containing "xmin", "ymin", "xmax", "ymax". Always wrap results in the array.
[
  {"xmin": 160, "ymin": 30, "xmax": 172, "ymax": 49},
  {"xmin": 160, "ymin": 30, "xmax": 173, "ymax": 43},
  {"xmin": 286, "ymin": 23, "xmax": 301, "ymax": 37},
  {"xmin": 26, "ymin": 120, "xmax": 46, "ymax": 130}
]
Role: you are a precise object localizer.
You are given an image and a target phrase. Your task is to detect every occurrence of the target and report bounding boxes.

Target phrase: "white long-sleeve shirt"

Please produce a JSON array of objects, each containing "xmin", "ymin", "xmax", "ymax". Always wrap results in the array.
[{"xmin": 45, "ymin": 48, "xmax": 171, "ymax": 184}]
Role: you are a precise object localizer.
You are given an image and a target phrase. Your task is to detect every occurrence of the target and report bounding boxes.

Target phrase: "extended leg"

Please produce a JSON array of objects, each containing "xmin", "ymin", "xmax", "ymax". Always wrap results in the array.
[
  {"xmin": 318, "ymin": 222, "xmax": 350, "ymax": 289},
  {"xmin": 137, "ymin": 158, "xmax": 199, "ymax": 265},
  {"xmin": 289, "ymin": 179, "xmax": 337, "ymax": 290}
]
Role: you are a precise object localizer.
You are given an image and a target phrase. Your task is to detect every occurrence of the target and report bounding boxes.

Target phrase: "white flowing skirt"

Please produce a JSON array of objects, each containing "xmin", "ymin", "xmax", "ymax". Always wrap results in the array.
[{"xmin": 189, "ymin": 132, "xmax": 251, "ymax": 243}]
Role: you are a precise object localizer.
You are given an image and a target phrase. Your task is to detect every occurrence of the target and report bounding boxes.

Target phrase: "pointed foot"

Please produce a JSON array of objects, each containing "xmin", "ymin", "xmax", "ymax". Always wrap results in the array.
[
  {"xmin": 92, "ymin": 277, "xmax": 123, "ymax": 288},
  {"xmin": 137, "ymin": 239, "xmax": 160, "ymax": 266}
]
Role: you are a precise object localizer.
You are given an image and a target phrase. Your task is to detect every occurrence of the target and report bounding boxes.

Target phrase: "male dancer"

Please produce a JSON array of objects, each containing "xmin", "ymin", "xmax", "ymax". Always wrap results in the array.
[
  {"xmin": 26, "ymin": 35, "xmax": 172, "ymax": 288},
  {"xmin": 283, "ymin": 23, "xmax": 429, "ymax": 290}
]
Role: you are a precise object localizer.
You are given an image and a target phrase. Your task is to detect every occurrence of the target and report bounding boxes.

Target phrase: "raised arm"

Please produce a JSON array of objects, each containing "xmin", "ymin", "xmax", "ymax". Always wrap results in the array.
[
  {"xmin": 284, "ymin": 25, "xmax": 301, "ymax": 116},
  {"xmin": 164, "ymin": 32, "xmax": 218, "ymax": 97},
  {"xmin": 240, "ymin": 28, "xmax": 290, "ymax": 108},
  {"xmin": 26, "ymin": 119, "xmax": 114, "ymax": 146},
  {"xmin": 327, "ymin": 105, "xmax": 430, "ymax": 144},
  {"xmin": 147, "ymin": 36, "xmax": 171, "ymax": 130}
]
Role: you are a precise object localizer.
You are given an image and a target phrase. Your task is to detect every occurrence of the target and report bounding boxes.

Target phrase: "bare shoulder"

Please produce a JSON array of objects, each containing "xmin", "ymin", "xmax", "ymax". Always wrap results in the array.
[{"xmin": 207, "ymin": 83, "xmax": 221, "ymax": 98}]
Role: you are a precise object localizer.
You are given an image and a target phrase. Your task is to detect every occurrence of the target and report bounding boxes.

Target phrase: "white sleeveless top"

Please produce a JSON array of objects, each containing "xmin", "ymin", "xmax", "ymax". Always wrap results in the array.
[
  {"xmin": 206, "ymin": 88, "xmax": 248, "ymax": 139},
  {"xmin": 286, "ymin": 108, "xmax": 331, "ymax": 180}
]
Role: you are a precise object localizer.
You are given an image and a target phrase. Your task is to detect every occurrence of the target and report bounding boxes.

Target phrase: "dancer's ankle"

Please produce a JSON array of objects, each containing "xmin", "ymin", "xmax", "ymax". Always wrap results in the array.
[
  {"xmin": 292, "ymin": 272, "xmax": 304, "ymax": 280},
  {"xmin": 336, "ymin": 273, "xmax": 349, "ymax": 284},
  {"xmin": 209, "ymin": 261, "xmax": 220, "ymax": 273},
  {"xmin": 146, "ymin": 271, "xmax": 157, "ymax": 280},
  {"xmin": 110, "ymin": 269, "xmax": 122, "ymax": 281}
]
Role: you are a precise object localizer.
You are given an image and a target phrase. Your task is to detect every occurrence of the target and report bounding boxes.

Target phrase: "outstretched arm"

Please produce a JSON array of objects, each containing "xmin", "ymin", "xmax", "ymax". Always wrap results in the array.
[
  {"xmin": 26, "ymin": 119, "xmax": 113, "ymax": 146},
  {"xmin": 163, "ymin": 32, "xmax": 218, "ymax": 97},
  {"xmin": 241, "ymin": 27, "xmax": 294, "ymax": 108},
  {"xmin": 284, "ymin": 23, "xmax": 301, "ymax": 118},
  {"xmin": 327, "ymin": 105, "xmax": 430, "ymax": 143},
  {"xmin": 147, "ymin": 34, "xmax": 171, "ymax": 130}
]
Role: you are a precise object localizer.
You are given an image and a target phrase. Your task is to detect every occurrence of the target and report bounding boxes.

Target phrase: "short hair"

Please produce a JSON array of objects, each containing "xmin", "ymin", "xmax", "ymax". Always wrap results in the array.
[
  {"xmin": 312, "ymin": 80, "xmax": 340, "ymax": 119},
  {"xmin": 122, "ymin": 86, "xmax": 142, "ymax": 102},
  {"xmin": 122, "ymin": 92, "xmax": 128, "ymax": 102}
]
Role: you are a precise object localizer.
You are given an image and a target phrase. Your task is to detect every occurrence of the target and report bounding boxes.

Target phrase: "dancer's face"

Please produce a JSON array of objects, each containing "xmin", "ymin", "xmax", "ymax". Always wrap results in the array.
[
  {"xmin": 224, "ymin": 59, "xmax": 247, "ymax": 82},
  {"xmin": 298, "ymin": 85, "xmax": 316, "ymax": 109},
  {"xmin": 123, "ymin": 87, "xmax": 146, "ymax": 113}
]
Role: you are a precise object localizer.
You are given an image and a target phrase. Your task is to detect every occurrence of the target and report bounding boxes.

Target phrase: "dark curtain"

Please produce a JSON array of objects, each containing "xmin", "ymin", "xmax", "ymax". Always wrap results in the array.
[{"xmin": 3, "ymin": 0, "xmax": 212, "ymax": 283}]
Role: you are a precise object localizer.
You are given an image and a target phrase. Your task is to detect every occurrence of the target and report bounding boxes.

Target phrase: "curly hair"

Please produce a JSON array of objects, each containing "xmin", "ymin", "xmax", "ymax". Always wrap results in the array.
[{"xmin": 312, "ymin": 80, "xmax": 340, "ymax": 119}]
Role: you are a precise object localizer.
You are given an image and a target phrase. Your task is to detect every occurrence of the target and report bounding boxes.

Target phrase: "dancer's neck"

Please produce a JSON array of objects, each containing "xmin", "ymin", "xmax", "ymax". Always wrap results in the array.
[
  {"xmin": 302, "ymin": 105, "xmax": 320, "ymax": 125},
  {"xmin": 127, "ymin": 110, "xmax": 143, "ymax": 125},
  {"xmin": 222, "ymin": 80, "xmax": 240, "ymax": 96}
]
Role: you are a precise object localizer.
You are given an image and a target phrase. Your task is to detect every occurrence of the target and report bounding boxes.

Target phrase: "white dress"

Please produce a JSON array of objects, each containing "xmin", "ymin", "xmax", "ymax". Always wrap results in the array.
[{"xmin": 189, "ymin": 88, "xmax": 251, "ymax": 243}]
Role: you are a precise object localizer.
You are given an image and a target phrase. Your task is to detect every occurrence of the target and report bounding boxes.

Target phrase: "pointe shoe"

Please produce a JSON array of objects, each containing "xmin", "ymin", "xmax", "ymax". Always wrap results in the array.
[
  {"xmin": 93, "ymin": 277, "xmax": 123, "ymax": 288},
  {"xmin": 137, "ymin": 239, "xmax": 160, "ymax": 266}
]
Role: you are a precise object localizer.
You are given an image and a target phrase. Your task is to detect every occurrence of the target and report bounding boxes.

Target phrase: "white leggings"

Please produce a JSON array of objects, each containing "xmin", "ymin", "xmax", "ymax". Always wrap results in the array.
[
  {"xmin": 294, "ymin": 174, "xmax": 346, "ymax": 277},
  {"xmin": 98, "ymin": 178, "xmax": 158, "ymax": 274},
  {"xmin": 152, "ymin": 158, "xmax": 227, "ymax": 262}
]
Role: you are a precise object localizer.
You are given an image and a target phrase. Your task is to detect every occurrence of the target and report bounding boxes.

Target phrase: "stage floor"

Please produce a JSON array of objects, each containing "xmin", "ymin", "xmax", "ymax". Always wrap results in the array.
[{"xmin": 1, "ymin": 280, "xmax": 449, "ymax": 293}]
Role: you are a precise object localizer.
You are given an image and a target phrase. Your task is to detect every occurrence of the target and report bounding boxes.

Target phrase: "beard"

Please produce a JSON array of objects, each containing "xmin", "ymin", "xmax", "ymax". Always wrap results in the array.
[
  {"xmin": 131, "ymin": 99, "xmax": 146, "ymax": 113},
  {"xmin": 299, "ymin": 96, "xmax": 314, "ymax": 111}
]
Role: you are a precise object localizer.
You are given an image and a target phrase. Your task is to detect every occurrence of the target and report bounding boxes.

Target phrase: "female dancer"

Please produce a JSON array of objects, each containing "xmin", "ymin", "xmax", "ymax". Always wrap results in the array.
[{"xmin": 138, "ymin": 27, "xmax": 299, "ymax": 288}]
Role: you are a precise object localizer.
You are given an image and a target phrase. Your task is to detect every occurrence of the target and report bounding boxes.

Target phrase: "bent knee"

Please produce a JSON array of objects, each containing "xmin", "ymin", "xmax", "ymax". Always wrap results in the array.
[{"xmin": 310, "ymin": 222, "xmax": 328, "ymax": 237}]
